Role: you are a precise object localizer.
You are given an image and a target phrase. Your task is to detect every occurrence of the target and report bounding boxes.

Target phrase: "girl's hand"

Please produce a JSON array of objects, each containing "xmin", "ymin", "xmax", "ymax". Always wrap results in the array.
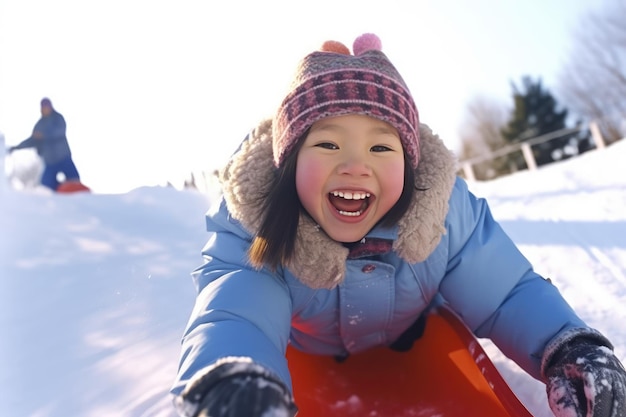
[
  {"xmin": 545, "ymin": 338, "xmax": 626, "ymax": 417},
  {"xmin": 175, "ymin": 358, "xmax": 296, "ymax": 417},
  {"xmin": 196, "ymin": 373, "xmax": 297, "ymax": 417}
]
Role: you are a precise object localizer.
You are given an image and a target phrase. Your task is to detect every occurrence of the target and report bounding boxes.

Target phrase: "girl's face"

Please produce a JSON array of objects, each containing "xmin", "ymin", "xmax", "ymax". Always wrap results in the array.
[{"xmin": 296, "ymin": 114, "xmax": 405, "ymax": 243}]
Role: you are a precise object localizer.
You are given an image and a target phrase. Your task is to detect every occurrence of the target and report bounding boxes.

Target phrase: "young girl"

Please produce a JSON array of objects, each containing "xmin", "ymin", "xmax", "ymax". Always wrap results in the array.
[{"xmin": 172, "ymin": 34, "xmax": 626, "ymax": 417}]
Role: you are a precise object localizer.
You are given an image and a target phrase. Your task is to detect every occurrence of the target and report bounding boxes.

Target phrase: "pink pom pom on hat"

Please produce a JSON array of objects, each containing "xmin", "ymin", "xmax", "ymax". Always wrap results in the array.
[
  {"xmin": 353, "ymin": 33, "xmax": 383, "ymax": 55},
  {"xmin": 273, "ymin": 33, "xmax": 420, "ymax": 168}
]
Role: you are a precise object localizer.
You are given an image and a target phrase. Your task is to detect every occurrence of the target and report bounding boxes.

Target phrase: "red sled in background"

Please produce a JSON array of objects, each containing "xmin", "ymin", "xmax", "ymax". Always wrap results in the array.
[
  {"xmin": 286, "ymin": 304, "xmax": 533, "ymax": 417},
  {"xmin": 56, "ymin": 180, "xmax": 91, "ymax": 193}
]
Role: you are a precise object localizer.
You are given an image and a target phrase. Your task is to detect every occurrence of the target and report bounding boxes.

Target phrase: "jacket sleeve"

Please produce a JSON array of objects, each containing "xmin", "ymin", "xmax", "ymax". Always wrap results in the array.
[
  {"xmin": 440, "ymin": 178, "xmax": 587, "ymax": 380},
  {"xmin": 171, "ymin": 199, "xmax": 294, "ymax": 396},
  {"xmin": 12, "ymin": 137, "xmax": 36, "ymax": 150}
]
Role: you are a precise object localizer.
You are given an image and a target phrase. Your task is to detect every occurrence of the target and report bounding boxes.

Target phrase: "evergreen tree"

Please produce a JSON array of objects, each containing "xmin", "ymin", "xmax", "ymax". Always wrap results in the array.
[{"xmin": 501, "ymin": 77, "xmax": 573, "ymax": 167}]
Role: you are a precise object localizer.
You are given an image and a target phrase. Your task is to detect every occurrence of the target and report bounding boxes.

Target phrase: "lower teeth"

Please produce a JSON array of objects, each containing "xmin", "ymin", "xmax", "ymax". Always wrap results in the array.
[{"xmin": 339, "ymin": 210, "xmax": 361, "ymax": 217}]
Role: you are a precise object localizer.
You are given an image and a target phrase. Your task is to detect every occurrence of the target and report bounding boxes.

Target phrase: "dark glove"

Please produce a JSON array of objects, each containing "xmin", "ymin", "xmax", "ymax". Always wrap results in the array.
[
  {"xmin": 542, "ymin": 329, "xmax": 626, "ymax": 417},
  {"xmin": 196, "ymin": 373, "xmax": 297, "ymax": 417},
  {"xmin": 175, "ymin": 358, "xmax": 297, "ymax": 417},
  {"xmin": 6, "ymin": 146, "xmax": 15, "ymax": 154}
]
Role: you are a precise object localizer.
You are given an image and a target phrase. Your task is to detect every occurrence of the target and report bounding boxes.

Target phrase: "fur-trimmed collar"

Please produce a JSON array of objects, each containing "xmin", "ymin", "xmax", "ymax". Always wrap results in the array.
[{"xmin": 219, "ymin": 119, "xmax": 458, "ymax": 289}]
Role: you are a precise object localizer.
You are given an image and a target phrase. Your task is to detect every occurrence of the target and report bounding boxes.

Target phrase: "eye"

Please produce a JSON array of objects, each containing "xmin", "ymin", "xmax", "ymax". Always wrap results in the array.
[
  {"xmin": 315, "ymin": 142, "xmax": 339, "ymax": 150},
  {"xmin": 371, "ymin": 145, "xmax": 393, "ymax": 152}
]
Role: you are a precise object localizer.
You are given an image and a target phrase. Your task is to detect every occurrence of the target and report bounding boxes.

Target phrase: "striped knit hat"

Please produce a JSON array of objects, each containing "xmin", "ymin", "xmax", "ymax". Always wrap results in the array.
[{"xmin": 273, "ymin": 33, "xmax": 420, "ymax": 168}]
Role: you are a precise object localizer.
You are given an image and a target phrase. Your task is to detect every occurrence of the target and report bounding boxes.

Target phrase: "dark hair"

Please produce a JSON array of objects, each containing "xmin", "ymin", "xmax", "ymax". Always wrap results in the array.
[
  {"xmin": 248, "ymin": 140, "xmax": 303, "ymax": 270},
  {"xmin": 248, "ymin": 142, "xmax": 417, "ymax": 270}
]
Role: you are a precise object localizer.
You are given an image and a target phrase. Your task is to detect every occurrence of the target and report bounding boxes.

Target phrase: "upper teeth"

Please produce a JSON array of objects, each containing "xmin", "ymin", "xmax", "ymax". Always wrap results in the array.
[{"xmin": 332, "ymin": 191, "xmax": 370, "ymax": 200}]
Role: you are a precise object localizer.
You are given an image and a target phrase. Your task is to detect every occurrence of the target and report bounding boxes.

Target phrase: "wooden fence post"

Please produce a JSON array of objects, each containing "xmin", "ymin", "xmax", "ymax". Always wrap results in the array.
[
  {"xmin": 520, "ymin": 143, "xmax": 537, "ymax": 171},
  {"xmin": 462, "ymin": 162, "xmax": 476, "ymax": 182},
  {"xmin": 589, "ymin": 121, "xmax": 606, "ymax": 149}
]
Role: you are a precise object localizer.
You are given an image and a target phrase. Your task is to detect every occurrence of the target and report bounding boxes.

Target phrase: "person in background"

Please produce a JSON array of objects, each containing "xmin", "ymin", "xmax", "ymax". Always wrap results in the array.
[
  {"xmin": 171, "ymin": 34, "xmax": 626, "ymax": 417},
  {"xmin": 7, "ymin": 98, "xmax": 81, "ymax": 191}
]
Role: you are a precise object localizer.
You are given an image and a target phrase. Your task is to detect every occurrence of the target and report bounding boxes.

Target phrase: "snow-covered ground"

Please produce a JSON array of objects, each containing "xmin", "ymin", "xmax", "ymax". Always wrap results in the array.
[{"xmin": 1, "ymin": 139, "xmax": 625, "ymax": 417}]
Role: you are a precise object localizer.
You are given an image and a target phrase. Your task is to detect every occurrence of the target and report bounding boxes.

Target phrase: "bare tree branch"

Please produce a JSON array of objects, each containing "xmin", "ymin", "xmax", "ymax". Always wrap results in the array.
[{"xmin": 558, "ymin": 0, "xmax": 626, "ymax": 142}]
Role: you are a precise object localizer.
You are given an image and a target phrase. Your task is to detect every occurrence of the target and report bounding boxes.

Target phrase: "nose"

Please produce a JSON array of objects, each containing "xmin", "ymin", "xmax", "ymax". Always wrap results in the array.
[{"xmin": 337, "ymin": 154, "xmax": 372, "ymax": 176}]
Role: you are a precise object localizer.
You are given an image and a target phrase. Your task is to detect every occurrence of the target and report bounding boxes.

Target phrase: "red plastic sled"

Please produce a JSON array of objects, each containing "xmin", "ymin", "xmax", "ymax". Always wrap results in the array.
[
  {"xmin": 57, "ymin": 180, "xmax": 91, "ymax": 193},
  {"xmin": 286, "ymin": 304, "xmax": 533, "ymax": 416}
]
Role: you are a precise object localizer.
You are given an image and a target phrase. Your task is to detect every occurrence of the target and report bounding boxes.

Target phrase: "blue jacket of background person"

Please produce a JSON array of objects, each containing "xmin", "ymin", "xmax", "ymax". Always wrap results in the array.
[{"xmin": 13, "ymin": 106, "xmax": 72, "ymax": 165}]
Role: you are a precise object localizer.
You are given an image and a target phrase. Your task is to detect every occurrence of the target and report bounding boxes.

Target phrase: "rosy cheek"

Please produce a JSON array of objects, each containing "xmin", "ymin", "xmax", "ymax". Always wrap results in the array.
[
  {"xmin": 296, "ymin": 158, "xmax": 325, "ymax": 212},
  {"xmin": 295, "ymin": 160, "xmax": 314, "ymax": 193},
  {"xmin": 380, "ymin": 162, "xmax": 405, "ymax": 208}
]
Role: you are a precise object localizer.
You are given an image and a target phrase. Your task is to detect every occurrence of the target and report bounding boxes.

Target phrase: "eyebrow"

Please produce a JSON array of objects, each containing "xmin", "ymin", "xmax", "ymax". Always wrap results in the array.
[{"xmin": 311, "ymin": 123, "xmax": 398, "ymax": 136}]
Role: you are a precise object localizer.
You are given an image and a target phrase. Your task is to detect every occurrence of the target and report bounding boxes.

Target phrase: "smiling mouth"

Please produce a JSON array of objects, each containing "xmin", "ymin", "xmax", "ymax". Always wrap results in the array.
[{"xmin": 329, "ymin": 190, "xmax": 371, "ymax": 217}]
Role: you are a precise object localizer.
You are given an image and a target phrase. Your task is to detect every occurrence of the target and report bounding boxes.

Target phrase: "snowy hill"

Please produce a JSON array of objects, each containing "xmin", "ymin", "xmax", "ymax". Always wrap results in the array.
[{"xmin": 1, "ymin": 140, "xmax": 625, "ymax": 417}]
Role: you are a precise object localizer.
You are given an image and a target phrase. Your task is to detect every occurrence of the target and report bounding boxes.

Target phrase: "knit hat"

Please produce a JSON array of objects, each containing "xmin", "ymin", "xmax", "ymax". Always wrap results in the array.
[
  {"xmin": 40, "ymin": 97, "xmax": 52, "ymax": 107},
  {"xmin": 273, "ymin": 33, "xmax": 420, "ymax": 168}
]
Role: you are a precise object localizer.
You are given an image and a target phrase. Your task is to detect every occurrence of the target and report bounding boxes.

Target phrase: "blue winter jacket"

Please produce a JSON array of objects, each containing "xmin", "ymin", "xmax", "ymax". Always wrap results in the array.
[
  {"xmin": 171, "ymin": 120, "xmax": 588, "ymax": 397},
  {"xmin": 13, "ymin": 110, "xmax": 72, "ymax": 165}
]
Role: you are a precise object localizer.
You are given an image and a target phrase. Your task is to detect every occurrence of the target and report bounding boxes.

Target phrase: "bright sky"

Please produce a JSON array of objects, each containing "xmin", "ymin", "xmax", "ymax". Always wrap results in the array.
[{"xmin": 0, "ymin": 0, "xmax": 603, "ymax": 193}]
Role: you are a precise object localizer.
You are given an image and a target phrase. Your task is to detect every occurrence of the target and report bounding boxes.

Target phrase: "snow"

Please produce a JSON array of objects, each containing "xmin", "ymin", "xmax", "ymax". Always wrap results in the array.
[{"xmin": 2, "ymin": 139, "xmax": 626, "ymax": 417}]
